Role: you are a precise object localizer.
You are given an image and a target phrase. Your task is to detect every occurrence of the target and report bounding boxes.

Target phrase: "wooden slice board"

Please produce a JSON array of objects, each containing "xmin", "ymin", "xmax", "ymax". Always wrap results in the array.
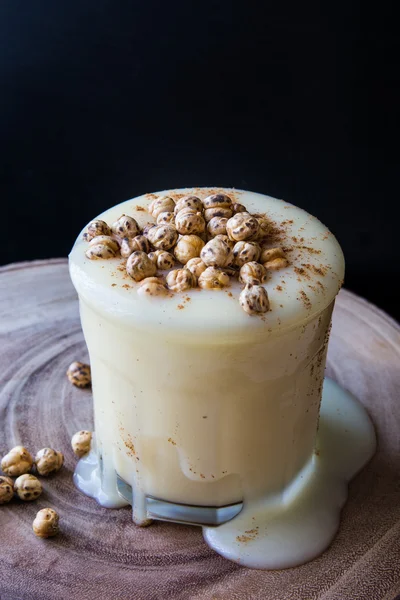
[{"xmin": 0, "ymin": 259, "xmax": 399, "ymax": 600}]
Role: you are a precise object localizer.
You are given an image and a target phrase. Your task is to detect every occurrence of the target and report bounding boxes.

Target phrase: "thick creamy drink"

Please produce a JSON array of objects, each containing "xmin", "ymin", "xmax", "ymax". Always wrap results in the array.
[{"xmin": 69, "ymin": 188, "xmax": 375, "ymax": 568}]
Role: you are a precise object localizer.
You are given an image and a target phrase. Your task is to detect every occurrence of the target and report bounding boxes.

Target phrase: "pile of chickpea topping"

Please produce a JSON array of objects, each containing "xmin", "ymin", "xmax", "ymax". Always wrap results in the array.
[{"xmin": 83, "ymin": 193, "xmax": 289, "ymax": 315}]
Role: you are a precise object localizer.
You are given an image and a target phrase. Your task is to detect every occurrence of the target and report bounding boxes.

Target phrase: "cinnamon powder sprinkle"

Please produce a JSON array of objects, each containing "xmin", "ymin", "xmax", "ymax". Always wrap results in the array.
[
  {"xmin": 301, "ymin": 263, "xmax": 328, "ymax": 276},
  {"xmin": 236, "ymin": 527, "xmax": 259, "ymax": 544},
  {"xmin": 124, "ymin": 435, "xmax": 136, "ymax": 457},
  {"xmin": 299, "ymin": 246, "xmax": 322, "ymax": 255},
  {"xmin": 298, "ymin": 290, "xmax": 312, "ymax": 309},
  {"xmin": 177, "ymin": 304, "xmax": 184, "ymax": 310},
  {"xmin": 236, "ymin": 535, "xmax": 253, "ymax": 544},
  {"xmin": 294, "ymin": 266, "xmax": 311, "ymax": 280},
  {"xmin": 167, "ymin": 192, "xmax": 186, "ymax": 202},
  {"xmin": 245, "ymin": 528, "xmax": 259, "ymax": 535},
  {"xmin": 135, "ymin": 205, "xmax": 145, "ymax": 211}
]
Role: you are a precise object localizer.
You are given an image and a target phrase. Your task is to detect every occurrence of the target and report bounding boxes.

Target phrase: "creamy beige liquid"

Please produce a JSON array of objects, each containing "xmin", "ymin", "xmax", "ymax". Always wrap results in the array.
[
  {"xmin": 69, "ymin": 188, "xmax": 375, "ymax": 568},
  {"xmin": 80, "ymin": 298, "xmax": 332, "ymax": 509}
]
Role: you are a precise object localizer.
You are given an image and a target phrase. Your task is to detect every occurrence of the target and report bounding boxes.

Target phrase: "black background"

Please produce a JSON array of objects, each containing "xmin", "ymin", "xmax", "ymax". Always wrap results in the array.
[{"xmin": 1, "ymin": 1, "xmax": 398, "ymax": 319}]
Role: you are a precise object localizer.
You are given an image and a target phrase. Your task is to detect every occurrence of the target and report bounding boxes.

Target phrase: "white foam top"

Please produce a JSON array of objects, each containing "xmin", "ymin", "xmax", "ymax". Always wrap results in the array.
[{"xmin": 69, "ymin": 187, "xmax": 344, "ymax": 338}]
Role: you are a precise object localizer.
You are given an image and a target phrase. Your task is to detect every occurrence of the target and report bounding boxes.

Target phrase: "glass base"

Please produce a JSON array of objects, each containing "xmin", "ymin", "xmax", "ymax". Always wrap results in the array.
[
  {"xmin": 73, "ymin": 437, "xmax": 244, "ymax": 526},
  {"xmin": 73, "ymin": 378, "xmax": 376, "ymax": 568},
  {"xmin": 117, "ymin": 474, "xmax": 243, "ymax": 526}
]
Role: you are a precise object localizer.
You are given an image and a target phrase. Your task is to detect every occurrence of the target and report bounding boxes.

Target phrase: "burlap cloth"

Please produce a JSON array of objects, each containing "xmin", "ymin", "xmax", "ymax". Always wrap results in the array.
[{"xmin": 0, "ymin": 259, "xmax": 399, "ymax": 600}]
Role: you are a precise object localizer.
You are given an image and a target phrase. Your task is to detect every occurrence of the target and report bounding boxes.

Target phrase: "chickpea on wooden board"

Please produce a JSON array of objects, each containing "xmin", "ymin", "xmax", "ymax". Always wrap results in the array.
[
  {"xmin": 14, "ymin": 474, "xmax": 42, "ymax": 501},
  {"xmin": 33, "ymin": 508, "xmax": 60, "ymax": 538},
  {"xmin": 0, "ymin": 476, "xmax": 14, "ymax": 504},
  {"xmin": 1, "ymin": 446, "xmax": 33, "ymax": 477},
  {"xmin": 35, "ymin": 448, "xmax": 64, "ymax": 476},
  {"xmin": 66, "ymin": 361, "xmax": 91, "ymax": 388},
  {"xmin": 71, "ymin": 431, "xmax": 92, "ymax": 458}
]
